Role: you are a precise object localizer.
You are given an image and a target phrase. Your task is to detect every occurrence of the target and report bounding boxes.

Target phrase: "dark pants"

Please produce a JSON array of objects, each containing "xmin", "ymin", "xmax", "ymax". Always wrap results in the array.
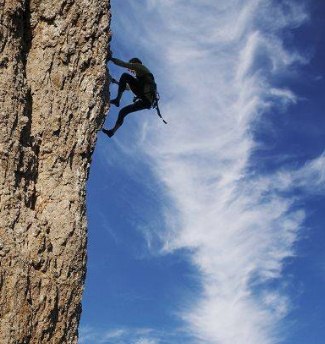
[{"xmin": 111, "ymin": 73, "xmax": 151, "ymax": 133}]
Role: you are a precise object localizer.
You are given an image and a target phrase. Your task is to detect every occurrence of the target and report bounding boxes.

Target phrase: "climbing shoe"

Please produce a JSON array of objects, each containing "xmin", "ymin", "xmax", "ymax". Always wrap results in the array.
[
  {"xmin": 110, "ymin": 98, "xmax": 120, "ymax": 107},
  {"xmin": 102, "ymin": 128, "xmax": 115, "ymax": 138}
]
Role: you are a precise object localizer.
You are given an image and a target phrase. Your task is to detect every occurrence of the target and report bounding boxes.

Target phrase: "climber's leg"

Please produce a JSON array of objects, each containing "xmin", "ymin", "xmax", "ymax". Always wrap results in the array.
[{"xmin": 103, "ymin": 100, "xmax": 151, "ymax": 137}]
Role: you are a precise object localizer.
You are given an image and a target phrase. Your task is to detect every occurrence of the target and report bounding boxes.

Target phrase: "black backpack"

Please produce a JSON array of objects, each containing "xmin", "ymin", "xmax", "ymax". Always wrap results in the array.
[{"xmin": 138, "ymin": 73, "xmax": 167, "ymax": 124}]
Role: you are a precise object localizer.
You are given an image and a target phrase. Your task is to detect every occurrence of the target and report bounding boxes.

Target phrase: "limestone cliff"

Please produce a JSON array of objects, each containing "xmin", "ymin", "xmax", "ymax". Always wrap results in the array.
[{"xmin": 0, "ymin": 0, "xmax": 111, "ymax": 342}]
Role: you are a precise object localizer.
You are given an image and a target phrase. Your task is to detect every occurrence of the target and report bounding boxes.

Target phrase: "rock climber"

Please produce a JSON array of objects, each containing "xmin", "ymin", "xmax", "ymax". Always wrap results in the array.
[{"xmin": 102, "ymin": 57, "xmax": 157, "ymax": 137}]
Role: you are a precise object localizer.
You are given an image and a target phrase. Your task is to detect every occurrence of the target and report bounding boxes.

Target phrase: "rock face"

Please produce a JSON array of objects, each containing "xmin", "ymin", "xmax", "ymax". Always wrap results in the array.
[{"xmin": 0, "ymin": 0, "xmax": 111, "ymax": 342}]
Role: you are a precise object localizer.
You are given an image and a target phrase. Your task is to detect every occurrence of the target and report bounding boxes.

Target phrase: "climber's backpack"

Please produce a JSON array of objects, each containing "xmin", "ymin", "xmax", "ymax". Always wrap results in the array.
[{"xmin": 137, "ymin": 73, "xmax": 167, "ymax": 124}]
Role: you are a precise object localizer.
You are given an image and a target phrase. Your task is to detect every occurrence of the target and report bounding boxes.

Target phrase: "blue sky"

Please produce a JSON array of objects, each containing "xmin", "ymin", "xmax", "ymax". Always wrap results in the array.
[{"xmin": 80, "ymin": 1, "xmax": 325, "ymax": 343}]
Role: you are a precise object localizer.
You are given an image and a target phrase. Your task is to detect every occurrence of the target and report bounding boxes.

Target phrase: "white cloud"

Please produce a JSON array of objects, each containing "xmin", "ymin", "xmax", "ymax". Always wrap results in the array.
[
  {"xmin": 79, "ymin": 326, "xmax": 157, "ymax": 344},
  {"xmin": 100, "ymin": 329, "xmax": 128, "ymax": 341},
  {"xmin": 269, "ymin": 88, "xmax": 298, "ymax": 105},
  {"xmin": 107, "ymin": 0, "xmax": 320, "ymax": 343},
  {"xmin": 79, "ymin": 326, "xmax": 187, "ymax": 344},
  {"xmin": 276, "ymin": 152, "xmax": 325, "ymax": 193},
  {"xmin": 135, "ymin": 338, "xmax": 158, "ymax": 344}
]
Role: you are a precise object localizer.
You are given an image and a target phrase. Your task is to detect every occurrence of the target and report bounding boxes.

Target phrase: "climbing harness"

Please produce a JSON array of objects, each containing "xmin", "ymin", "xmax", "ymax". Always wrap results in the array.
[{"xmin": 139, "ymin": 73, "xmax": 167, "ymax": 125}]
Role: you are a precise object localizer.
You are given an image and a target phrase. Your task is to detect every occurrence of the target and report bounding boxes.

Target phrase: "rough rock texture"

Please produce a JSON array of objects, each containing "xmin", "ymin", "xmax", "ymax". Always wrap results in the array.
[{"xmin": 0, "ymin": 0, "xmax": 111, "ymax": 342}]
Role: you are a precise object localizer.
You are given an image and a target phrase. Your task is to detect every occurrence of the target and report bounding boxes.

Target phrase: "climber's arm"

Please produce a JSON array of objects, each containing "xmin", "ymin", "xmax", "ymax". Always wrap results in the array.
[{"xmin": 111, "ymin": 57, "xmax": 144, "ymax": 73}]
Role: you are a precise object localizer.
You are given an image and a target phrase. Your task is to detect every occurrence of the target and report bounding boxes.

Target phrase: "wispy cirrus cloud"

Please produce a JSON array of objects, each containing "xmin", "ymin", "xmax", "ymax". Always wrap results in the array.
[
  {"xmin": 275, "ymin": 152, "xmax": 325, "ymax": 194},
  {"xmin": 104, "ymin": 0, "xmax": 321, "ymax": 343},
  {"xmin": 79, "ymin": 326, "xmax": 153, "ymax": 344},
  {"xmin": 79, "ymin": 325, "xmax": 192, "ymax": 344}
]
